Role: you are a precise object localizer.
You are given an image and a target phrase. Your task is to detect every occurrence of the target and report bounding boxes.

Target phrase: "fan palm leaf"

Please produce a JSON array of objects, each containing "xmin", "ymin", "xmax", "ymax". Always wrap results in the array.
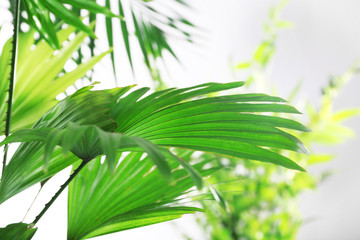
[
  {"xmin": 0, "ymin": 25, "xmax": 111, "ymax": 134},
  {"xmin": 0, "ymin": 86, "xmax": 131, "ymax": 203},
  {"xmin": 66, "ymin": 152, "xmax": 217, "ymax": 240},
  {"xmin": 0, "ymin": 82, "xmax": 308, "ymax": 205}
]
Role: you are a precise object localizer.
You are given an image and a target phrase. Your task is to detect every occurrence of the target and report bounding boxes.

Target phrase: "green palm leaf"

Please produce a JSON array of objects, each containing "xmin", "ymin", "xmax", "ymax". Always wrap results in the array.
[
  {"xmin": 0, "ymin": 223, "xmax": 37, "ymax": 240},
  {"xmin": 0, "ymin": 86, "xmax": 131, "ymax": 204},
  {"xmin": 126, "ymin": 0, "xmax": 194, "ymax": 85},
  {"xmin": 1, "ymin": 123, "xmax": 173, "ymax": 179},
  {"xmin": 21, "ymin": 0, "xmax": 120, "ymax": 48},
  {"xmin": 110, "ymin": 82, "xmax": 309, "ymax": 171},
  {"xmin": 0, "ymin": 82, "xmax": 308, "ymax": 205},
  {"xmin": 67, "ymin": 153, "xmax": 216, "ymax": 240},
  {"xmin": 0, "ymin": 25, "xmax": 111, "ymax": 134},
  {"xmin": 20, "ymin": 0, "xmax": 195, "ymax": 84}
]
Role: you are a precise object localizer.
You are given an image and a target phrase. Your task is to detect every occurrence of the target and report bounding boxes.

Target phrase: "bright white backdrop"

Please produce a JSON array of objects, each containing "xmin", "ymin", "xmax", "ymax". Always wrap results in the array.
[{"xmin": 0, "ymin": 0, "xmax": 360, "ymax": 239}]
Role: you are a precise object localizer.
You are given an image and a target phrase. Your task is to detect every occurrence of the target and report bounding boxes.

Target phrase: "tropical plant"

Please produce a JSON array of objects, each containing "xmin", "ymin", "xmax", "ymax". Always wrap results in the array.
[
  {"xmin": 0, "ymin": 80, "xmax": 309, "ymax": 239},
  {"xmin": 0, "ymin": 0, "xmax": 310, "ymax": 239},
  {"xmin": 14, "ymin": 0, "xmax": 194, "ymax": 85},
  {"xmin": 194, "ymin": 1, "xmax": 360, "ymax": 239}
]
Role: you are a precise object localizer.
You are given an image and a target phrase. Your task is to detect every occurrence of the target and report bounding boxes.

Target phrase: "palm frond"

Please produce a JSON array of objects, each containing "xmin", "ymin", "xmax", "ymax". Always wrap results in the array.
[
  {"xmin": 1, "ymin": 123, "xmax": 173, "ymax": 179},
  {"xmin": 67, "ymin": 153, "xmax": 216, "ymax": 240},
  {"xmin": 20, "ymin": 0, "xmax": 195, "ymax": 85},
  {"xmin": 0, "ymin": 82, "xmax": 308, "ymax": 205},
  {"xmin": 0, "ymin": 25, "xmax": 111, "ymax": 134},
  {"xmin": 0, "ymin": 86, "xmax": 132, "ymax": 204},
  {"xmin": 127, "ymin": 0, "xmax": 195, "ymax": 85},
  {"xmin": 21, "ymin": 0, "xmax": 120, "ymax": 49}
]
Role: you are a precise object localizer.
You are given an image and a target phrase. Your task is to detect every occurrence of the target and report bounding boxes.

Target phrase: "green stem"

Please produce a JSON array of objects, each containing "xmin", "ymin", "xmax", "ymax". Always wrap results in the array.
[
  {"xmin": 31, "ymin": 161, "xmax": 88, "ymax": 226},
  {"xmin": 2, "ymin": 0, "xmax": 21, "ymax": 175},
  {"xmin": 88, "ymin": 11, "xmax": 96, "ymax": 83}
]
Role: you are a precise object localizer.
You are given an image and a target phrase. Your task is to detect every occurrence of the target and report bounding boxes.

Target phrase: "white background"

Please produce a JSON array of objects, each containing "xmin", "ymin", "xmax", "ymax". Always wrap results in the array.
[{"xmin": 0, "ymin": 0, "xmax": 360, "ymax": 239}]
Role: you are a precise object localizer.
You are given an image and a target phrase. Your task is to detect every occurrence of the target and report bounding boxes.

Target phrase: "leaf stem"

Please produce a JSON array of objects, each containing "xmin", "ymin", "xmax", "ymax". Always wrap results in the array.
[
  {"xmin": 31, "ymin": 160, "xmax": 88, "ymax": 226},
  {"xmin": 22, "ymin": 186, "xmax": 43, "ymax": 222},
  {"xmin": 2, "ymin": 0, "xmax": 21, "ymax": 175}
]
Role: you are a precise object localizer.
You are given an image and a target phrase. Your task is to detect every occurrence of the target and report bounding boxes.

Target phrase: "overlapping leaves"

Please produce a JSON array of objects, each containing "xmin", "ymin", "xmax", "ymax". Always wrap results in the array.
[
  {"xmin": 0, "ymin": 86, "xmax": 131, "ymax": 203},
  {"xmin": 125, "ymin": 0, "xmax": 194, "ymax": 79},
  {"xmin": 18, "ymin": 0, "xmax": 195, "ymax": 84},
  {"xmin": 0, "ymin": 25, "xmax": 110, "ymax": 134},
  {"xmin": 0, "ymin": 82, "xmax": 308, "ymax": 206},
  {"xmin": 1, "ymin": 122, "xmax": 173, "ymax": 180},
  {"xmin": 19, "ymin": 0, "xmax": 120, "ymax": 49}
]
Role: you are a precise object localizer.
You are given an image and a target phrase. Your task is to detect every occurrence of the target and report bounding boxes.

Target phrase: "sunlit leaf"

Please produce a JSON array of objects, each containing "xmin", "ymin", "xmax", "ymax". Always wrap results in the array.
[
  {"xmin": 332, "ymin": 108, "xmax": 360, "ymax": 122},
  {"xmin": 0, "ymin": 26, "xmax": 110, "ymax": 134}
]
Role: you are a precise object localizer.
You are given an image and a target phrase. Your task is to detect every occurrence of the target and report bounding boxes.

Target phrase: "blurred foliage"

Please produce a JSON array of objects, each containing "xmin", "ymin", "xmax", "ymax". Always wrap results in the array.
[
  {"xmin": 191, "ymin": 0, "xmax": 360, "ymax": 239},
  {"xmin": 235, "ymin": 0, "xmax": 293, "ymax": 92},
  {"xmin": 11, "ymin": 0, "xmax": 195, "ymax": 86}
]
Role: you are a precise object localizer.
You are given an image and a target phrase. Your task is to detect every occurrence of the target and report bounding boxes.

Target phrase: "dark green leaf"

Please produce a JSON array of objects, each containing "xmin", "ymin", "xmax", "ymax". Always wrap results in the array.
[
  {"xmin": 60, "ymin": 0, "xmax": 120, "ymax": 18},
  {"xmin": 131, "ymin": 137, "xmax": 171, "ymax": 181},
  {"xmin": 39, "ymin": 0, "xmax": 96, "ymax": 38},
  {"xmin": 0, "ymin": 223, "xmax": 37, "ymax": 240},
  {"xmin": 119, "ymin": 1, "xmax": 133, "ymax": 70}
]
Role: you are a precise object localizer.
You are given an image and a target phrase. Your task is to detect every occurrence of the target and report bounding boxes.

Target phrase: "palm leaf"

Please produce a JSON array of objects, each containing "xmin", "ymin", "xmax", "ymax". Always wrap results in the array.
[
  {"xmin": 21, "ymin": 0, "xmax": 195, "ymax": 84},
  {"xmin": 67, "ymin": 153, "xmax": 216, "ymax": 240},
  {"xmin": 126, "ymin": 0, "xmax": 195, "ymax": 84},
  {"xmin": 0, "ymin": 86, "xmax": 132, "ymax": 204},
  {"xmin": 0, "ymin": 25, "xmax": 111, "ymax": 134},
  {"xmin": 0, "ymin": 223, "xmax": 37, "ymax": 240},
  {"xmin": 1, "ymin": 123, "xmax": 173, "ymax": 180},
  {"xmin": 21, "ymin": 0, "xmax": 120, "ymax": 48},
  {"xmin": 0, "ymin": 82, "xmax": 307, "ymax": 205}
]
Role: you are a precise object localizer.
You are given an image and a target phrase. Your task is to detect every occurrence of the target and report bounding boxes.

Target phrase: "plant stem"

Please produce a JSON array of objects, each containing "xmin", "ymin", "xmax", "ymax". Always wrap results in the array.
[
  {"xmin": 31, "ymin": 161, "xmax": 88, "ymax": 226},
  {"xmin": 2, "ymin": 0, "xmax": 21, "ymax": 175},
  {"xmin": 22, "ymin": 186, "xmax": 43, "ymax": 222}
]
